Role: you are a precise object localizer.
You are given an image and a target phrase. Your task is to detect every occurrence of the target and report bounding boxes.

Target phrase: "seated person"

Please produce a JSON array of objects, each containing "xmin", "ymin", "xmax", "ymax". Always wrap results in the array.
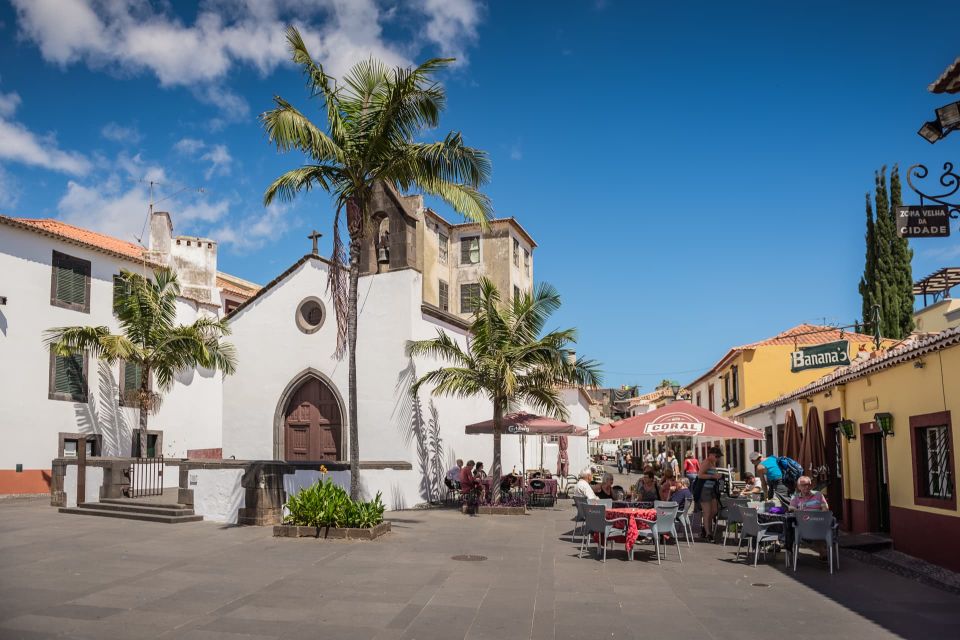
[
  {"xmin": 739, "ymin": 472, "xmax": 764, "ymax": 497},
  {"xmin": 671, "ymin": 477, "xmax": 694, "ymax": 510},
  {"xmin": 659, "ymin": 469, "xmax": 679, "ymax": 501},
  {"xmin": 445, "ymin": 459, "xmax": 463, "ymax": 488},
  {"xmin": 595, "ymin": 474, "xmax": 616, "ymax": 500},
  {"xmin": 789, "ymin": 475, "xmax": 830, "ymax": 561},
  {"xmin": 634, "ymin": 471, "xmax": 661, "ymax": 503},
  {"xmin": 473, "ymin": 461, "xmax": 486, "ymax": 478},
  {"xmin": 570, "ymin": 468, "xmax": 598, "ymax": 500}
]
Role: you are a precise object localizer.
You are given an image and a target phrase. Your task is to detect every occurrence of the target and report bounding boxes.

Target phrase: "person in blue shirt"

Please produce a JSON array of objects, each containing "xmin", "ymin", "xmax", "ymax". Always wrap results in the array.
[{"xmin": 749, "ymin": 451, "xmax": 788, "ymax": 500}]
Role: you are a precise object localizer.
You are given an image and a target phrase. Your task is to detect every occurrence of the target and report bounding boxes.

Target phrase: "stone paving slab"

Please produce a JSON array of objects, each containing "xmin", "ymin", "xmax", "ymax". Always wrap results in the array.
[{"xmin": 1, "ymin": 495, "xmax": 958, "ymax": 639}]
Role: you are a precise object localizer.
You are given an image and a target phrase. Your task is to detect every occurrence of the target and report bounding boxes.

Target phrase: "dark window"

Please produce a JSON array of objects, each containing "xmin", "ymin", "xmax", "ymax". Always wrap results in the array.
[
  {"xmin": 722, "ymin": 374, "xmax": 730, "ymax": 409},
  {"xmin": 49, "ymin": 349, "xmax": 87, "ymax": 402},
  {"xmin": 707, "ymin": 384, "xmax": 715, "ymax": 412},
  {"xmin": 51, "ymin": 251, "xmax": 91, "ymax": 313},
  {"xmin": 513, "ymin": 285, "xmax": 521, "ymax": 301},
  {"xmin": 438, "ymin": 231, "xmax": 448, "ymax": 264},
  {"xmin": 295, "ymin": 297, "xmax": 325, "ymax": 334},
  {"xmin": 513, "ymin": 238, "xmax": 520, "ymax": 267},
  {"xmin": 695, "ymin": 391, "xmax": 701, "ymax": 407},
  {"xmin": 59, "ymin": 433, "xmax": 101, "ymax": 458},
  {"xmin": 460, "ymin": 236, "xmax": 479, "ymax": 265},
  {"xmin": 438, "ymin": 280, "xmax": 449, "ymax": 312},
  {"xmin": 918, "ymin": 426, "xmax": 953, "ymax": 500},
  {"xmin": 120, "ymin": 360, "xmax": 148, "ymax": 407},
  {"xmin": 132, "ymin": 431, "xmax": 162, "ymax": 458},
  {"xmin": 731, "ymin": 365, "xmax": 740, "ymax": 407},
  {"xmin": 460, "ymin": 283, "xmax": 481, "ymax": 314},
  {"xmin": 524, "ymin": 248, "xmax": 530, "ymax": 275}
]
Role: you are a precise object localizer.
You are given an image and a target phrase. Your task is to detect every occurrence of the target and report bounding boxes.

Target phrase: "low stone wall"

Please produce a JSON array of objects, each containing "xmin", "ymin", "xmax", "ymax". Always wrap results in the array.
[{"xmin": 273, "ymin": 522, "xmax": 391, "ymax": 540}]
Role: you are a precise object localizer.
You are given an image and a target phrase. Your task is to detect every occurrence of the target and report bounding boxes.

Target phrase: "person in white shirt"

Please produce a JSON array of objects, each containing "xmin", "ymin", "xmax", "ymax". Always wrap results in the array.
[
  {"xmin": 445, "ymin": 459, "xmax": 463, "ymax": 485},
  {"xmin": 570, "ymin": 468, "xmax": 598, "ymax": 500}
]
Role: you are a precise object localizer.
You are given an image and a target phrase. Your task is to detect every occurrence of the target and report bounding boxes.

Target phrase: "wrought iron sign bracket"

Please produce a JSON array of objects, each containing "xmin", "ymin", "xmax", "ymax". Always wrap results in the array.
[{"xmin": 907, "ymin": 162, "xmax": 960, "ymax": 229}]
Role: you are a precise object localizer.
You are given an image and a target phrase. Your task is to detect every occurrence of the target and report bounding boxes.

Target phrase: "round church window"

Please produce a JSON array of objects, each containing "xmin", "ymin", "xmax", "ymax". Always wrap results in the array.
[{"xmin": 296, "ymin": 297, "xmax": 325, "ymax": 334}]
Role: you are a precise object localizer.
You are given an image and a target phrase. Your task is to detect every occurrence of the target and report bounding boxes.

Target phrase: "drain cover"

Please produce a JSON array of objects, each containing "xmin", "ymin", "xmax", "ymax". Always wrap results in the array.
[
  {"xmin": 751, "ymin": 583, "xmax": 771, "ymax": 588},
  {"xmin": 451, "ymin": 554, "xmax": 487, "ymax": 561}
]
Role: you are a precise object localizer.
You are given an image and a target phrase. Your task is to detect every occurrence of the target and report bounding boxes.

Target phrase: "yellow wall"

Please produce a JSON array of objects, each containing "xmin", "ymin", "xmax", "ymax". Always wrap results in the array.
[
  {"xmin": 717, "ymin": 341, "xmax": 876, "ymax": 418},
  {"xmin": 801, "ymin": 343, "xmax": 959, "ymax": 518},
  {"xmin": 914, "ymin": 299, "xmax": 960, "ymax": 333}
]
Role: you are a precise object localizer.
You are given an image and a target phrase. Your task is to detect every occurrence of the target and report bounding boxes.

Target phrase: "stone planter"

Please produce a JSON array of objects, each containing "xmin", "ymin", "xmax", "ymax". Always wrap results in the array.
[
  {"xmin": 463, "ymin": 505, "xmax": 527, "ymax": 516},
  {"xmin": 273, "ymin": 521, "xmax": 391, "ymax": 540}
]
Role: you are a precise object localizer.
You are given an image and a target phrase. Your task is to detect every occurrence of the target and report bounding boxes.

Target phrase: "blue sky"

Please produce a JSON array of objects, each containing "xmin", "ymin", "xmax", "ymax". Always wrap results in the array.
[{"xmin": 1, "ymin": 1, "xmax": 958, "ymax": 391}]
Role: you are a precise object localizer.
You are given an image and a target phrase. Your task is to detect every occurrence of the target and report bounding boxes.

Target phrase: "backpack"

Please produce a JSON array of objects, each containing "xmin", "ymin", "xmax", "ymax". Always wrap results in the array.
[{"xmin": 776, "ymin": 456, "xmax": 804, "ymax": 486}]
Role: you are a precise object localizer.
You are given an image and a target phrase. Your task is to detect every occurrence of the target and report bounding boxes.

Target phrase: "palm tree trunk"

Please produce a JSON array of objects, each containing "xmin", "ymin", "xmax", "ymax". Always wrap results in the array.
[
  {"xmin": 347, "ymin": 233, "xmax": 362, "ymax": 500},
  {"xmin": 492, "ymin": 397, "xmax": 503, "ymax": 503},
  {"xmin": 138, "ymin": 367, "xmax": 149, "ymax": 458}
]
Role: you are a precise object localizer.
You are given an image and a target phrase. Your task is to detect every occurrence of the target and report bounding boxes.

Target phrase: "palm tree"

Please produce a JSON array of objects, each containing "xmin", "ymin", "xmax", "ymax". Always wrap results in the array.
[
  {"xmin": 44, "ymin": 268, "xmax": 237, "ymax": 457},
  {"xmin": 262, "ymin": 27, "xmax": 492, "ymax": 499},
  {"xmin": 407, "ymin": 278, "xmax": 601, "ymax": 493}
]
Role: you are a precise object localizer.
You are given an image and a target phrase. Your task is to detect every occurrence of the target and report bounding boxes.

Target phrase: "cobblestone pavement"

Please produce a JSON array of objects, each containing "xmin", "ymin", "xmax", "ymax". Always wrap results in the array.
[{"xmin": 0, "ymin": 494, "xmax": 956, "ymax": 639}]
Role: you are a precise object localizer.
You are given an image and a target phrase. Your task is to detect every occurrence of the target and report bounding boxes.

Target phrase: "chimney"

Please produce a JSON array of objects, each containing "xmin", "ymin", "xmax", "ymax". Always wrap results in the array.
[{"xmin": 149, "ymin": 211, "xmax": 173, "ymax": 256}]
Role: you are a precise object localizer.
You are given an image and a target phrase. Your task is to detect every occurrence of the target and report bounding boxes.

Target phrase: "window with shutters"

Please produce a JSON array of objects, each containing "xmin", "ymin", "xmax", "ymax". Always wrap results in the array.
[
  {"xmin": 120, "ymin": 360, "xmax": 149, "ymax": 407},
  {"xmin": 438, "ymin": 280, "xmax": 449, "ymax": 311},
  {"xmin": 460, "ymin": 236, "xmax": 480, "ymax": 265},
  {"xmin": 437, "ymin": 231, "xmax": 448, "ymax": 264},
  {"xmin": 460, "ymin": 283, "xmax": 481, "ymax": 314},
  {"xmin": 513, "ymin": 285, "xmax": 521, "ymax": 301},
  {"xmin": 48, "ymin": 349, "xmax": 88, "ymax": 402},
  {"xmin": 524, "ymin": 249, "xmax": 530, "ymax": 275},
  {"xmin": 513, "ymin": 238, "xmax": 520, "ymax": 267},
  {"xmin": 50, "ymin": 250, "xmax": 91, "ymax": 313}
]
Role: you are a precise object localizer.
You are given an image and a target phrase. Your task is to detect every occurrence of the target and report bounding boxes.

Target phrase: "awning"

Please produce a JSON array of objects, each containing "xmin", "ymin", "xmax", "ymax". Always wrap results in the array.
[
  {"xmin": 465, "ymin": 412, "xmax": 588, "ymax": 436},
  {"xmin": 594, "ymin": 401, "xmax": 763, "ymax": 441}
]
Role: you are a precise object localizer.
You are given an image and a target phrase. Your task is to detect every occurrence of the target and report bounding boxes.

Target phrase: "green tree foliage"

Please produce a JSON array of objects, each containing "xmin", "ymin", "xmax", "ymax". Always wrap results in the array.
[
  {"xmin": 45, "ymin": 268, "xmax": 237, "ymax": 455},
  {"xmin": 407, "ymin": 279, "xmax": 601, "ymax": 493},
  {"xmin": 858, "ymin": 193, "xmax": 877, "ymax": 327},
  {"xmin": 262, "ymin": 27, "xmax": 492, "ymax": 499},
  {"xmin": 889, "ymin": 166, "xmax": 914, "ymax": 336}
]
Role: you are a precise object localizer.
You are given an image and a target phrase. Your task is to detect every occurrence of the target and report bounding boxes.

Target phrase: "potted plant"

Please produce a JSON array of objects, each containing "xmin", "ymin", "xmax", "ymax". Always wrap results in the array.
[{"xmin": 274, "ymin": 468, "xmax": 390, "ymax": 540}]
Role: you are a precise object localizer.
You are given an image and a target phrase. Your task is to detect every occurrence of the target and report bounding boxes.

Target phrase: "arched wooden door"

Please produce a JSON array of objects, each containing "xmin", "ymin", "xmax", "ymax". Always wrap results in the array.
[{"xmin": 284, "ymin": 377, "xmax": 342, "ymax": 461}]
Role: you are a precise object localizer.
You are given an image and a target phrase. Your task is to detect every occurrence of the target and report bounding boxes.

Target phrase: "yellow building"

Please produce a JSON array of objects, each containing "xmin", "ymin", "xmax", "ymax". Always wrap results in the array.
[
  {"xmin": 686, "ymin": 324, "xmax": 892, "ymax": 471},
  {"xmin": 758, "ymin": 327, "xmax": 960, "ymax": 571}
]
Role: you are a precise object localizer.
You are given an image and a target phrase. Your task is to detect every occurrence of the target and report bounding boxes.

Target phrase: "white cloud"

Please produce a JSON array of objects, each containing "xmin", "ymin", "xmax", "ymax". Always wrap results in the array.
[
  {"xmin": 0, "ymin": 90, "xmax": 21, "ymax": 118},
  {"xmin": 0, "ymin": 166, "xmax": 20, "ymax": 209},
  {"xmin": 11, "ymin": 1, "xmax": 485, "ymax": 119},
  {"xmin": 57, "ymin": 179, "xmax": 152, "ymax": 241},
  {"xmin": 101, "ymin": 121, "xmax": 142, "ymax": 144},
  {"xmin": 214, "ymin": 204, "xmax": 291, "ymax": 252},
  {"xmin": 201, "ymin": 144, "xmax": 233, "ymax": 179},
  {"xmin": 509, "ymin": 144, "xmax": 523, "ymax": 161},
  {"xmin": 173, "ymin": 138, "xmax": 233, "ymax": 179},
  {"xmin": 0, "ymin": 115, "xmax": 91, "ymax": 175}
]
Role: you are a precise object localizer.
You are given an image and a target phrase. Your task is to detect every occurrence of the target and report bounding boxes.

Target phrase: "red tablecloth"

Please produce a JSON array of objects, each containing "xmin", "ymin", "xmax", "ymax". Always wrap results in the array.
[{"xmin": 593, "ymin": 507, "xmax": 656, "ymax": 552}]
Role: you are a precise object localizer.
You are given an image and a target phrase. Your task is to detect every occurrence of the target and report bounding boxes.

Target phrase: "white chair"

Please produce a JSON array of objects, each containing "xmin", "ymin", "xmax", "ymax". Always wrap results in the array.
[
  {"xmin": 676, "ymin": 498, "xmax": 695, "ymax": 548},
  {"xmin": 793, "ymin": 511, "xmax": 839, "ymax": 574},
  {"xmin": 636, "ymin": 503, "xmax": 682, "ymax": 565},
  {"xmin": 738, "ymin": 507, "xmax": 783, "ymax": 566},
  {"xmin": 580, "ymin": 504, "xmax": 628, "ymax": 562}
]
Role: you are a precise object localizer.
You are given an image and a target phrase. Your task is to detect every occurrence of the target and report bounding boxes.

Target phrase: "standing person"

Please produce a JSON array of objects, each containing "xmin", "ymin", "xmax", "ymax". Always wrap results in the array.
[
  {"xmin": 665, "ymin": 449, "xmax": 680, "ymax": 476},
  {"xmin": 749, "ymin": 451, "xmax": 787, "ymax": 500},
  {"xmin": 683, "ymin": 450, "xmax": 700, "ymax": 485},
  {"xmin": 616, "ymin": 450, "xmax": 624, "ymax": 475},
  {"xmin": 625, "ymin": 451, "xmax": 633, "ymax": 474},
  {"xmin": 697, "ymin": 447, "xmax": 724, "ymax": 541},
  {"xmin": 643, "ymin": 449, "xmax": 655, "ymax": 469},
  {"xmin": 656, "ymin": 447, "xmax": 667, "ymax": 470},
  {"xmin": 460, "ymin": 460, "xmax": 478, "ymax": 498}
]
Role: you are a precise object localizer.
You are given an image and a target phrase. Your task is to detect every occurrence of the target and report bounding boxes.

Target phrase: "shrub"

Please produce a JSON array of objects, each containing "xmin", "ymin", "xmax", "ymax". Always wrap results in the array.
[{"xmin": 284, "ymin": 478, "xmax": 385, "ymax": 528}]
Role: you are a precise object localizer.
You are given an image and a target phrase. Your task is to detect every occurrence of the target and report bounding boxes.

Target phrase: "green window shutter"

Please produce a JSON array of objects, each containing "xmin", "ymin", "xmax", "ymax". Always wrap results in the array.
[
  {"xmin": 122, "ymin": 361, "xmax": 144, "ymax": 405},
  {"xmin": 55, "ymin": 353, "xmax": 86, "ymax": 400},
  {"xmin": 52, "ymin": 252, "xmax": 90, "ymax": 309}
]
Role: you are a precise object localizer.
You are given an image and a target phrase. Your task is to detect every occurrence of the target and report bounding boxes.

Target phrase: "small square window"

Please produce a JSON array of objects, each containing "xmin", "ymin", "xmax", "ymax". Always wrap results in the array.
[{"xmin": 460, "ymin": 236, "xmax": 480, "ymax": 265}]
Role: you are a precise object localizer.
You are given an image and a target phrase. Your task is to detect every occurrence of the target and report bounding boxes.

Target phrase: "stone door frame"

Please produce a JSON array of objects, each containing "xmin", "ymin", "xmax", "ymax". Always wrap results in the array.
[{"xmin": 272, "ymin": 368, "xmax": 348, "ymax": 462}]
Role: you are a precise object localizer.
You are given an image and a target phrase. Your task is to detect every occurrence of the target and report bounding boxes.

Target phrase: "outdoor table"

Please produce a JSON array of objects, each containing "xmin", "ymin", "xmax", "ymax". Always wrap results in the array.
[
  {"xmin": 758, "ymin": 510, "xmax": 838, "ymax": 552},
  {"xmin": 592, "ymin": 507, "xmax": 656, "ymax": 554}
]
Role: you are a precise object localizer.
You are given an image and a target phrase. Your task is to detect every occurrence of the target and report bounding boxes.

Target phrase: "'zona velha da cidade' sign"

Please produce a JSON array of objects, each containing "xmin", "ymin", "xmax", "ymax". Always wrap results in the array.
[
  {"xmin": 896, "ymin": 205, "xmax": 950, "ymax": 238},
  {"xmin": 790, "ymin": 340, "xmax": 850, "ymax": 372}
]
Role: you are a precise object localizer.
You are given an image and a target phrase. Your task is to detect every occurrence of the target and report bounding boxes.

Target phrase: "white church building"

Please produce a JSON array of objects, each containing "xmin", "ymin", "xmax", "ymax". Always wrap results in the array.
[{"xmin": 0, "ymin": 183, "xmax": 591, "ymax": 517}]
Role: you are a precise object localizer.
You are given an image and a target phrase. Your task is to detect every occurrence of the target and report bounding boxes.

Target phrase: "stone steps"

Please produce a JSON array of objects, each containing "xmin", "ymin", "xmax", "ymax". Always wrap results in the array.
[{"xmin": 59, "ymin": 500, "xmax": 202, "ymax": 524}]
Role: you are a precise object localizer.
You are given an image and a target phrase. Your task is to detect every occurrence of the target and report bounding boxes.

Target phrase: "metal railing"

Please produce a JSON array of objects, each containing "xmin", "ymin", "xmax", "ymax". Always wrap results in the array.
[{"xmin": 127, "ymin": 456, "xmax": 164, "ymax": 498}]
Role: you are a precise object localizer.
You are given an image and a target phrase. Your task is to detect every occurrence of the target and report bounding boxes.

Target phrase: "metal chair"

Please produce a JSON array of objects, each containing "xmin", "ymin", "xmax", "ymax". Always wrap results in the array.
[
  {"xmin": 562, "ymin": 475, "xmax": 578, "ymax": 497},
  {"xmin": 571, "ymin": 496, "xmax": 588, "ymax": 543},
  {"xmin": 793, "ymin": 511, "xmax": 839, "ymax": 574},
  {"xmin": 676, "ymin": 498, "xmax": 695, "ymax": 548},
  {"xmin": 580, "ymin": 504, "xmax": 628, "ymax": 562},
  {"xmin": 528, "ymin": 479, "xmax": 546, "ymax": 508},
  {"xmin": 636, "ymin": 503, "xmax": 682, "ymax": 564},
  {"xmin": 718, "ymin": 497, "xmax": 750, "ymax": 546},
  {"xmin": 738, "ymin": 507, "xmax": 784, "ymax": 567}
]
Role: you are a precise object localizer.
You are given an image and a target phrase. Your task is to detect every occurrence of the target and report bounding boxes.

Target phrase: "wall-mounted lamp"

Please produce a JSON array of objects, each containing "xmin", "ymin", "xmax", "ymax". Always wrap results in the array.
[
  {"xmin": 914, "ymin": 360, "xmax": 926, "ymax": 369},
  {"xmin": 838, "ymin": 419, "xmax": 857, "ymax": 441},
  {"xmin": 0, "ymin": 295, "xmax": 7, "ymax": 305},
  {"xmin": 874, "ymin": 412, "xmax": 894, "ymax": 437},
  {"xmin": 670, "ymin": 383, "xmax": 681, "ymax": 398}
]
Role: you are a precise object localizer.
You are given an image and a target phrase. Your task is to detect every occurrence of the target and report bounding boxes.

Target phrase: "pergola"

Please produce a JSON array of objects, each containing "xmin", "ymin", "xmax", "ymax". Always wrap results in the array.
[{"xmin": 913, "ymin": 267, "xmax": 960, "ymax": 306}]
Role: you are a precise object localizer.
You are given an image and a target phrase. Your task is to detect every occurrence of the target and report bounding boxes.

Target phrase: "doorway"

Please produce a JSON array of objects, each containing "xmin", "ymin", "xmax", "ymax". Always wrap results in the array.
[
  {"xmin": 860, "ymin": 430, "xmax": 890, "ymax": 533},
  {"xmin": 283, "ymin": 377, "xmax": 342, "ymax": 461},
  {"xmin": 825, "ymin": 423, "xmax": 845, "ymax": 524}
]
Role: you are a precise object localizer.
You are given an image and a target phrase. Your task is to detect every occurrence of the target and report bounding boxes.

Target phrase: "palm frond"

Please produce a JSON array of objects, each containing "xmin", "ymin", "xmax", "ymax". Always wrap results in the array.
[
  {"xmin": 263, "ymin": 165, "xmax": 341, "ymax": 205},
  {"xmin": 261, "ymin": 97, "xmax": 345, "ymax": 164}
]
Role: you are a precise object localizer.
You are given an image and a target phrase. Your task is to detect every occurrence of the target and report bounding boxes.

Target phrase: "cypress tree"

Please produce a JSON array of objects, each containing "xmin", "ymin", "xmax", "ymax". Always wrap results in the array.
[
  {"xmin": 873, "ymin": 167, "xmax": 899, "ymax": 338},
  {"xmin": 889, "ymin": 165, "xmax": 915, "ymax": 336},
  {"xmin": 858, "ymin": 192, "xmax": 877, "ymax": 327}
]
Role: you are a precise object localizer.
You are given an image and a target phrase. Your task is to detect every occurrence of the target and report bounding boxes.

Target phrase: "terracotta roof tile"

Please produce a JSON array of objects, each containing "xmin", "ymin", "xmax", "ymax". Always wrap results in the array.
[{"xmin": 735, "ymin": 324, "xmax": 879, "ymax": 349}]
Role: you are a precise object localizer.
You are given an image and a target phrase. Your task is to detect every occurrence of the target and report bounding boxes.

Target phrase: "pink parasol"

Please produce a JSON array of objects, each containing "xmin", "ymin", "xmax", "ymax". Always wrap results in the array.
[
  {"xmin": 464, "ymin": 412, "xmax": 588, "ymax": 436},
  {"xmin": 594, "ymin": 401, "xmax": 763, "ymax": 441}
]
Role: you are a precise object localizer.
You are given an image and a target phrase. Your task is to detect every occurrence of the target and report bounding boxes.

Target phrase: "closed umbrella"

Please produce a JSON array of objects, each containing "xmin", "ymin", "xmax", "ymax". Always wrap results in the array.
[
  {"xmin": 557, "ymin": 435, "xmax": 569, "ymax": 477},
  {"xmin": 799, "ymin": 406, "xmax": 828, "ymax": 487},
  {"xmin": 781, "ymin": 408, "xmax": 803, "ymax": 461}
]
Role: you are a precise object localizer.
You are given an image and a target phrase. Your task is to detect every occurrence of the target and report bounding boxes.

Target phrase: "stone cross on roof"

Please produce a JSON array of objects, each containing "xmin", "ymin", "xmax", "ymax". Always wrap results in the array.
[{"xmin": 307, "ymin": 230, "xmax": 322, "ymax": 255}]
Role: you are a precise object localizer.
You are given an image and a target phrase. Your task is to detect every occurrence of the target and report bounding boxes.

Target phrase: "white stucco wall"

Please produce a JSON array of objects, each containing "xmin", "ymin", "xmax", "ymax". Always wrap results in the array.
[
  {"xmin": 188, "ymin": 468, "xmax": 245, "ymax": 523},
  {"xmin": 62, "ymin": 465, "xmax": 103, "ymax": 507},
  {"xmin": 0, "ymin": 227, "xmax": 222, "ymax": 475},
  {"xmin": 738, "ymin": 399, "xmax": 803, "ymax": 457}
]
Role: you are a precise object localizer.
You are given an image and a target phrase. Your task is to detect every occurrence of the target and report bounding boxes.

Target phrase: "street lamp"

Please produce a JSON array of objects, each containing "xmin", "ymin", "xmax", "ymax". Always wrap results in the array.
[
  {"xmin": 918, "ymin": 100, "xmax": 960, "ymax": 144},
  {"xmin": 874, "ymin": 412, "xmax": 894, "ymax": 437},
  {"xmin": 670, "ymin": 383, "xmax": 681, "ymax": 398}
]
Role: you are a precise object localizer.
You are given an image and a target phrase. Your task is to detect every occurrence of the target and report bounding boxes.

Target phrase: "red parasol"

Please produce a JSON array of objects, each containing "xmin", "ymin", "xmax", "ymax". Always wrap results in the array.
[
  {"xmin": 799, "ymin": 406, "xmax": 827, "ymax": 485},
  {"xmin": 781, "ymin": 408, "xmax": 803, "ymax": 461},
  {"xmin": 557, "ymin": 435, "xmax": 569, "ymax": 476},
  {"xmin": 594, "ymin": 401, "xmax": 762, "ymax": 441},
  {"xmin": 464, "ymin": 412, "xmax": 587, "ymax": 436}
]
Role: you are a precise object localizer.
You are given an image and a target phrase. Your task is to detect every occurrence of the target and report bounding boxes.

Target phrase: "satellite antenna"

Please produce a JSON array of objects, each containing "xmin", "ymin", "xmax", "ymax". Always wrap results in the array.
[{"xmin": 135, "ymin": 178, "xmax": 205, "ymax": 245}]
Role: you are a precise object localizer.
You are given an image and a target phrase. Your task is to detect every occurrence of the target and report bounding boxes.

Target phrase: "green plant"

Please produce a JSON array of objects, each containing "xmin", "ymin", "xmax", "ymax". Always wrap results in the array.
[
  {"xmin": 284, "ymin": 478, "xmax": 385, "ymax": 529},
  {"xmin": 262, "ymin": 27, "xmax": 491, "ymax": 500}
]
